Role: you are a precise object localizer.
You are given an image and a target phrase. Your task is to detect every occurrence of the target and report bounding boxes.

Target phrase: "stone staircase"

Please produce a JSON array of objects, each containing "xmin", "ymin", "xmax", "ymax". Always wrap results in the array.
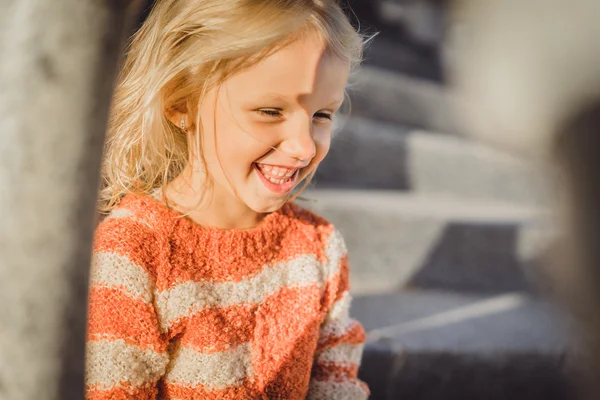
[
  {"xmin": 317, "ymin": 115, "xmax": 548, "ymax": 207},
  {"xmin": 302, "ymin": 124, "xmax": 571, "ymax": 400},
  {"xmin": 300, "ymin": 190, "xmax": 549, "ymax": 296},
  {"xmin": 301, "ymin": 4, "xmax": 573, "ymax": 397}
]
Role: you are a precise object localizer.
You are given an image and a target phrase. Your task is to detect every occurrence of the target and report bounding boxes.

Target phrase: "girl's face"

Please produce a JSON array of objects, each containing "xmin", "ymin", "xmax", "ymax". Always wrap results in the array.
[{"xmin": 196, "ymin": 31, "xmax": 350, "ymax": 214}]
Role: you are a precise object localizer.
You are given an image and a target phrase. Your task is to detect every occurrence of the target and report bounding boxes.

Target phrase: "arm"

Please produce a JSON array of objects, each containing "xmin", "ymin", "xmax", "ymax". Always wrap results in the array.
[
  {"xmin": 307, "ymin": 232, "xmax": 370, "ymax": 400},
  {"xmin": 85, "ymin": 216, "xmax": 169, "ymax": 400}
]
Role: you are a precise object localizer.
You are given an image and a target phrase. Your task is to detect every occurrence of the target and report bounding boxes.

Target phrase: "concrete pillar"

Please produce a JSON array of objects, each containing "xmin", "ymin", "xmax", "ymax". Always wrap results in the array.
[{"xmin": 0, "ymin": 1, "xmax": 140, "ymax": 399}]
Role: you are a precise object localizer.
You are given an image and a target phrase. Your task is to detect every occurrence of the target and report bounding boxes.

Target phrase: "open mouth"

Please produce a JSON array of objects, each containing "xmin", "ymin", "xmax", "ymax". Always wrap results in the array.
[{"xmin": 253, "ymin": 163, "xmax": 300, "ymax": 194}]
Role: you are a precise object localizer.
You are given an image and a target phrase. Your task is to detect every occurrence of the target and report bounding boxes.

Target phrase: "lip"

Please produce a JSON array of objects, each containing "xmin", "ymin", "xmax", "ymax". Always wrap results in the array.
[
  {"xmin": 253, "ymin": 163, "xmax": 299, "ymax": 195},
  {"xmin": 258, "ymin": 163, "xmax": 305, "ymax": 169}
]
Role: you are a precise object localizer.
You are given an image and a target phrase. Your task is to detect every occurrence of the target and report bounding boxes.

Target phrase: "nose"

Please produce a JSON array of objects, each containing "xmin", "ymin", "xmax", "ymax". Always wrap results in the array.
[{"xmin": 280, "ymin": 120, "xmax": 317, "ymax": 164}]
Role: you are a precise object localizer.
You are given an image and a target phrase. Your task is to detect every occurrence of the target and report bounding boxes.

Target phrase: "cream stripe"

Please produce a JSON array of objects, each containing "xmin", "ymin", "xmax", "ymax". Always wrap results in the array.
[
  {"xmin": 323, "ymin": 229, "xmax": 347, "ymax": 282},
  {"xmin": 319, "ymin": 319, "xmax": 360, "ymax": 345},
  {"xmin": 156, "ymin": 254, "xmax": 322, "ymax": 329},
  {"xmin": 165, "ymin": 343, "xmax": 252, "ymax": 390},
  {"xmin": 319, "ymin": 293, "xmax": 356, "ymax": 343},
  {"xmin": 325, "ymin": 292, "xmax": 351, "ymax": 322},
  {"xmin": 86, "ymin": 339, "xmax": 168, "ymax": 389},
  {"xmin": 105, "ymin": 208, "xmax": 135, "ymax": 220},
  {"xmin": 156, "ymin": 229, "xmax": 347, "ymax": 329},
  {"xmin": 90, "ymin": 252, "xmax": 154, "ymax": 303},
  {"xmin": 307, "ymin": 380, "xmax": 369, "ymax": 400},
  {"xmin": 103, "ymin": 207, "xmax": 152, "ymax": 228},
  {"xmin": 318, "ymin": 343, "xmax": 364, "ymax": 365}
]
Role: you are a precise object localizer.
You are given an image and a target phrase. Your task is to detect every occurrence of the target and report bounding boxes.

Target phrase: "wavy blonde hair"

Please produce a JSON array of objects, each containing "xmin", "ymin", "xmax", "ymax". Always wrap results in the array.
[{"xmin": 99, "ymin": 0, "xmax": 368, "ymax": 213}]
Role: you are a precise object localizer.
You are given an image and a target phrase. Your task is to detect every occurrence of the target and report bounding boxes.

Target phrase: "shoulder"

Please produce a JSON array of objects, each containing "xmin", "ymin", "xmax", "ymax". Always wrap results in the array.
[
  {"xmin": 93, "ymin": 193, "xmax": 166, "ymax": 273},
  {"xmin": 283, "ymin": 202, "xmax": 348, "ymax": 257}
]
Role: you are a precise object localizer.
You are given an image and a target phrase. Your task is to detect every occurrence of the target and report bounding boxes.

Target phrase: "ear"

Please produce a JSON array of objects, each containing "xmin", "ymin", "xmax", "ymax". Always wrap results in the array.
[{"xmin": 164, "ymin": 102, "xmax": 195, "ymax": 132}]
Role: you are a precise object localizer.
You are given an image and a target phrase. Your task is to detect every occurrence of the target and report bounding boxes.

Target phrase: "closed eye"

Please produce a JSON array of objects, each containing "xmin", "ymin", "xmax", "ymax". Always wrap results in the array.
[
  {"xmin": 257, "ymin": 109, "xmax": 282, "ymax": 117},
  {"xmin": 257, "ymin": 109, "xmax": 333, "ymax": 121},
  {"xmin": 314, "ymin": 112, "xmax": 333, "ymax": 121}
]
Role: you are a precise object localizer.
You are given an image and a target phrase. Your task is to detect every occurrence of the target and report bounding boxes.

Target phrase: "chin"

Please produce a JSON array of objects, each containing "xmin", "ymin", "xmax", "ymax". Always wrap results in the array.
[{"xmin": 247, "ymin": 198, "xmax": 288, "ymax": 214}]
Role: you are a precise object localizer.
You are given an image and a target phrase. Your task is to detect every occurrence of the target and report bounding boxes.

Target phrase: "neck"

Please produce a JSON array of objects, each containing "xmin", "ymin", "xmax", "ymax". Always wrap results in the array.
[{"xmin": 165, "ymin": 166, "xmax": 265, "ymax": 230}]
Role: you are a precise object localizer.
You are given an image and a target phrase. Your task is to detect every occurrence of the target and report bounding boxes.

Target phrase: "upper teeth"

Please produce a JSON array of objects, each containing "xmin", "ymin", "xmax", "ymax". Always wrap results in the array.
[{"xmin": 259, "ymin": 164, "xmax": 295, "ymax": 178}]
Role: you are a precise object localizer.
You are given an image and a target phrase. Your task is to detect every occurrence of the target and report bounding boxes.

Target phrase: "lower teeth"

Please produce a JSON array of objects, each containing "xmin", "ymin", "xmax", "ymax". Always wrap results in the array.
[{"xmin": 270, "ymin": 177, "xmax": 289, "ymax": 184}]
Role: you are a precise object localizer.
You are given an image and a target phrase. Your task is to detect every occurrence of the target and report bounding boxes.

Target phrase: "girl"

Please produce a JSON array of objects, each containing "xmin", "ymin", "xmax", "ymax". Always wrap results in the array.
[{"xmin": 86, "ymin": 0, "xmax": 370, "ymax": 399}]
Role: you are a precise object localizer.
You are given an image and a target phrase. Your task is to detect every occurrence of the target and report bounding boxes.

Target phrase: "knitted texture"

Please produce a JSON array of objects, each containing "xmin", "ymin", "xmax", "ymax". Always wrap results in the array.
[{"xmin": 85, "ymin": 193, "xmax": 369, "ymax": 399}]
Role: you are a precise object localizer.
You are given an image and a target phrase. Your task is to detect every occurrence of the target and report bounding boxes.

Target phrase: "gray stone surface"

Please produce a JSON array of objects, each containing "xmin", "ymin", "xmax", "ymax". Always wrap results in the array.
[
  {"xmin": 353, "ymin": 290, "xmax": 486, "ymax": 331},
  {"xmin": 408, "ymin": 222, "xmax": 538, "ymax": 294},
  {"xmin": 347, "ymin": 66, "xmax": 461, "ymax": 133},
  {"xmin": 346, "ymin": 0, "xmax": 448, "ymax": 81},
  {"xmin": 317, "ymin": 117, "xmax": 413, "ymax": 190},
  {"xmin": 406, "ymin": 130, "xmax": 549, "ymax": 207},
  {"xmin": 354, "ymin": 291, "xmax": 573, "ymax": 400},
  {"xmin": 354, "ymin": 291, "xmax": 567, "ymax": 344},
  {"xmin": 360, "ymin": 349, "xmax": 573, "ymax": 400},
  {"xmin": 355, "ymin": 292, "xmax": 567, "ymax": 353},
  {"xmin": 316, "ymin": 116, "xmax": 548, "ymax": 207},
  {"xmin": 0, "ymin": 2, "xmax": 137, "ymax": 399},
  {"xmin": 301, "ymin": 190, "xmax": 549, "ymax": 295}
]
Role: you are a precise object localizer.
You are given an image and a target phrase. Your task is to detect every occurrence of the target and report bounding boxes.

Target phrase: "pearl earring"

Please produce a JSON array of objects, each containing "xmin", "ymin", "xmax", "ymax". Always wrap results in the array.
[{"xmin": 180, "ymin": 119, "xmax": 185, "ymax": 130}]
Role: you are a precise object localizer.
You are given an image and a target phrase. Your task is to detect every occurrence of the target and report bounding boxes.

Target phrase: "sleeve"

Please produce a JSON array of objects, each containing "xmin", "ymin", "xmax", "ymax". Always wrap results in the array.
[
  {"xmin": 307, "ymin": 229, "xmax": 370, "ymax": 400},
  {"xmin": 85, "ymin": 215, "xmax": 170, "ymax": 400}
]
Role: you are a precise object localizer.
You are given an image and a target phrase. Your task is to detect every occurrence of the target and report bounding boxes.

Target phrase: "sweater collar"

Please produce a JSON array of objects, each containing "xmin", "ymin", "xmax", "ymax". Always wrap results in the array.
[{"xmin": 117, "ymin": 189, "xmax": 296, "ymax": 257}]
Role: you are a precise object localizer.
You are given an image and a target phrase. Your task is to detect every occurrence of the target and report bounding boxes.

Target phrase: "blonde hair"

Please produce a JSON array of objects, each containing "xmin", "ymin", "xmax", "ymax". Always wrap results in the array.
[{"xmin": 99, "ymin": 0, "xmax": 369, "ymax": 213}]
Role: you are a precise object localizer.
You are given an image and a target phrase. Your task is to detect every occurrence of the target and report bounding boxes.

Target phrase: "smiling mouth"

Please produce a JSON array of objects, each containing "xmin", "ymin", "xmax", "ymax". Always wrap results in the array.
[{"xmin": 253, "ymin": 163, "xmax": 300, "ymax": 194}]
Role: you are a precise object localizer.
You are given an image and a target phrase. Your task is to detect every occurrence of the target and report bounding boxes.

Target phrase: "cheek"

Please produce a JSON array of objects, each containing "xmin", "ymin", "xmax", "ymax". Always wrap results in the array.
[
  {"xmin": 213, "ymin": 114, "xmax": 260, "ymax": 157},
  {"xmin": 313, "ymin": 129, "xmax": 332, "ymax": 164}
]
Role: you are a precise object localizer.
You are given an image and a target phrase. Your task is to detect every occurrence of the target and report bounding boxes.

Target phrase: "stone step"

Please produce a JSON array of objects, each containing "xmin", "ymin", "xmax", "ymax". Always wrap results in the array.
[
  {"xmin": 361, "ymin": 349, "xmax": 571, "ymax": 400},
  {"xmin": 300, "ymin": 190, "xmax": 554, "ymax": 295},
  {"xmin": 361, "ymin": 33, "xmax": 444, "ymax": 82},
  {"xmin": 345, "ymin": 0, "xmax": 449, "ymax": 81},
  {"xmin": 352, "ymin": 290, "xmax": 572, "ymax": 400},
  {"xmin": 346, "ymin": 66, "xmax": 460, "ymax": 133},
  {"xmin": 316, "ymin": 116, "xmax": 547, "ymax": 207}
]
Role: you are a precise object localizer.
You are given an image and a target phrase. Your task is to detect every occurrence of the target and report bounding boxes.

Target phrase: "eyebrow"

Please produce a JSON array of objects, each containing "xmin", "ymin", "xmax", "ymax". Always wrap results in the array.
[
  {"xmin": 327, "ymin": 98, "xmax": 345, "ymax": 107},
  {"xmin": 260, "ymin": 92, "xmax": 344, "ymax": 108}
]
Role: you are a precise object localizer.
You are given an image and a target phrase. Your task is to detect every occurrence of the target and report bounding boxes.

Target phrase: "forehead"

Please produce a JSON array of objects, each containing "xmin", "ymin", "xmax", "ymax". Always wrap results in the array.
[{"xmin": 224, "ymin": 32, "xmax": 350, "ymax": 102}]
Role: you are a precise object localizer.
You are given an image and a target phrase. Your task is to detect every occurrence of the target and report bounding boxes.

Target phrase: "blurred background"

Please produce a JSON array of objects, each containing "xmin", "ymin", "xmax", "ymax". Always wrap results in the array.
[
  {"xmin": 300, "ymin": 0, "xmax": 572, "ymax": 399},
  {"xmin": 1, "ymin": 0, "xmax": 586, "ymax": 399}
]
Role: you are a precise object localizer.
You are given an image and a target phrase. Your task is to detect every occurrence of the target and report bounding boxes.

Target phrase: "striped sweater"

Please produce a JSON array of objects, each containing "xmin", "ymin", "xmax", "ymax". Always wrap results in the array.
[{"xmin": 85, "ymin": 193, "xmax": 369, "ymax": 399}]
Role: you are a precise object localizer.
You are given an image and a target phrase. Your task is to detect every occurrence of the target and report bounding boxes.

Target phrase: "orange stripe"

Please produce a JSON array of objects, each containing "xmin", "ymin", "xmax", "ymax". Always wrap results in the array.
[
  {"xmin": 93, "ymin": 217, "xmax": 157, "ymax": 279},
  {"xmin": 317, "ymin": 323, "xmax": 366, "ymax": 350},
  {"xmin": 251, "ymin": 286, "xmax": 322, "ymax": 397},
  {"xmin": 101, "ymin": 195, "xmax": 341, "ymax": 291},
  {"xmin": 178, "ymin": 284, "xmax": 324, "ymax": 355},
  {"xmin": 335, "ymin": 255, "xmax": 350, "ymax": 302},
  {"xmin": 163, "ymin": 285, "xmax": 324, "ymax": 398},
  {"xmin": 86, "ymin": 383, "xmax": 157, "ymax": 400},
  {"xmin": 118, "ymin": 194, "xmax": 165, "ymax": 228},
  {"xmin": 87, "ymin": 287, "xmax": 165, "ymax": 351},
  {"xmin": 180, "ymin": 304, "xmax": 258, "ymax": 353},
  {"xmin": 312, "ymin": 362, "xmax": 359, "ymax": 381},
  {"xmin": 160, "ymin": 379, "xmax": 263, "ymax": 399},
  {"xmin": 162, "ymin": 223, "xmax": 331, "ymax": 290}
]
